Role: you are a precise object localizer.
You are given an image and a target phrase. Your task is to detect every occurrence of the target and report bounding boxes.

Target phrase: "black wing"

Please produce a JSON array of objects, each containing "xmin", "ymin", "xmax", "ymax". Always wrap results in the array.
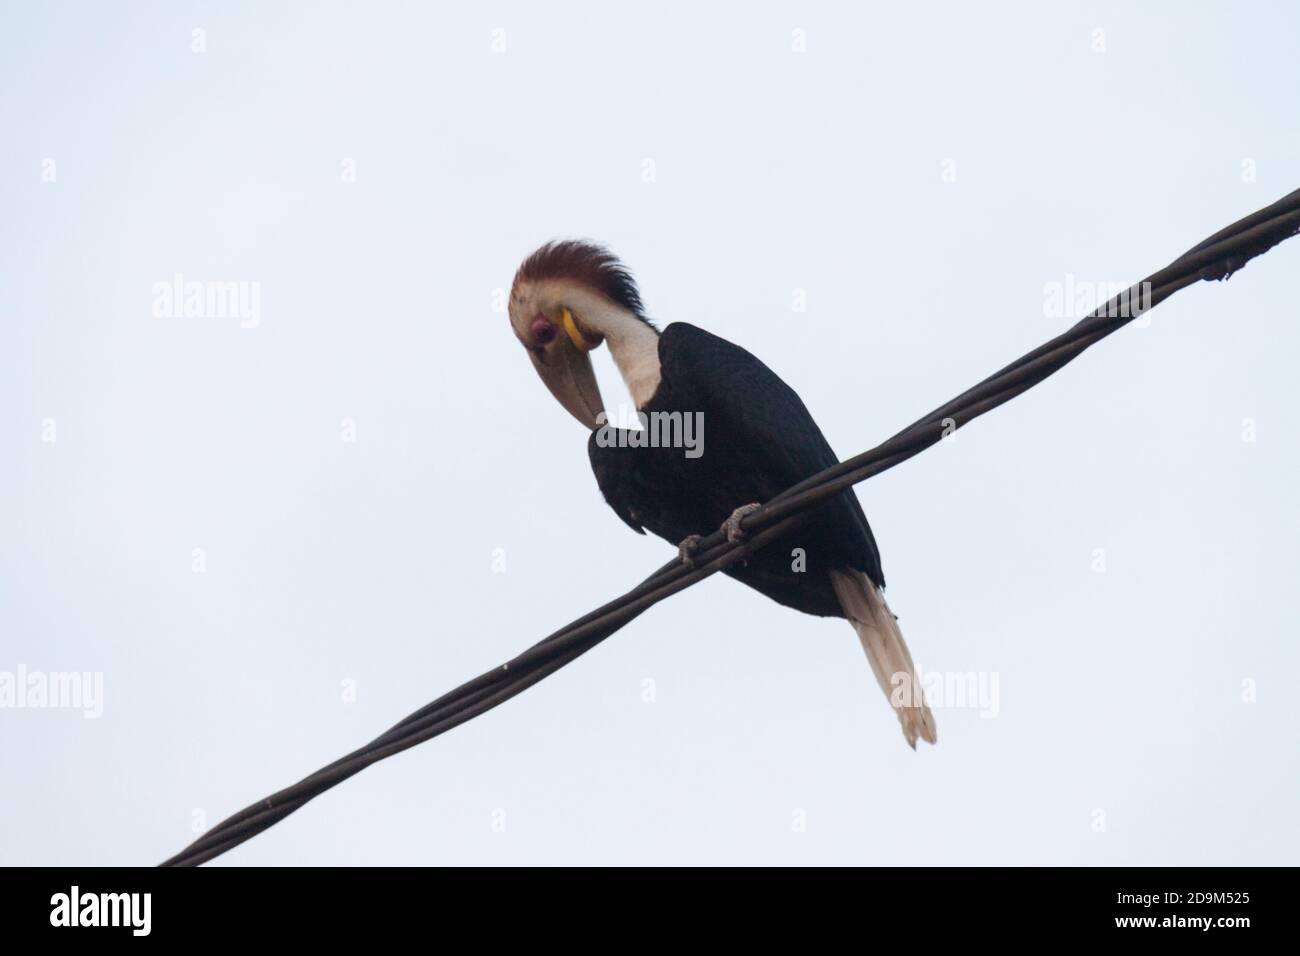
[
  {"xmin": 656, "ymin": 323, "xmax": 884, "ymax": 586},
  {"xmin": 588, "ymin": 322, "xmax": 884, "ymax": 591}
]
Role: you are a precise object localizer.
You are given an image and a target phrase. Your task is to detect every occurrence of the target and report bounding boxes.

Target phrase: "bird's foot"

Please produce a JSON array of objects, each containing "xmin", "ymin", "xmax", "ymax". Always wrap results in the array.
[
  {"xmin": 722, "ymin": 502, "xmax": 763, "ymax": 544},
  {"xmin": 677, "ymin": 534, "xmax": 704, "ymax": 568}
]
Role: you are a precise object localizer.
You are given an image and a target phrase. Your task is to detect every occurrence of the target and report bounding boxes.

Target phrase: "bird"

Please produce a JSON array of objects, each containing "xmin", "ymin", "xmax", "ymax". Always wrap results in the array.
[{"xmin": 507, "ymin": 240, "xmax": 936, "ymax": 748}]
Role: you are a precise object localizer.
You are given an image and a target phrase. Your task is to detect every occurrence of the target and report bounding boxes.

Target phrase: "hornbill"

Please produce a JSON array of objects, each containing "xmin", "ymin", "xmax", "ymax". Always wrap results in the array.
[{"xmin": 508, "ymin": 240, "xmax": 936, "ymax": 748}]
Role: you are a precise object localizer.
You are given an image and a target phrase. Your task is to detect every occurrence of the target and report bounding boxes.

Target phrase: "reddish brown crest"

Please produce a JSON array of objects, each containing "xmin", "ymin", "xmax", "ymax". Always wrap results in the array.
[{"xmin": 513, "ymin": 240, "xmax": 648, "ymax": 320}]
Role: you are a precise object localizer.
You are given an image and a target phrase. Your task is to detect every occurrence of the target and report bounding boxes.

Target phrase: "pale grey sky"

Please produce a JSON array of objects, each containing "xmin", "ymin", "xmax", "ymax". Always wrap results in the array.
[{"xmin": 1, "ymin": 1, "xmax": 1297, "ymax": 865}]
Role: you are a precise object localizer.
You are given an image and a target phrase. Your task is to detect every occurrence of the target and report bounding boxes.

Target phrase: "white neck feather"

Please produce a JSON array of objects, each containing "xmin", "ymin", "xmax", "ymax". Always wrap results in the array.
[{"xmin": 558, "ymin": 285, "xmax": 662, "ymax": 408}]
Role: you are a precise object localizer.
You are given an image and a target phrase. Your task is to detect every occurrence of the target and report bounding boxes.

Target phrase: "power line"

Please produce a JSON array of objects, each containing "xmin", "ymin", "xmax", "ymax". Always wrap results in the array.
[{"xmin": 161, "ymin": 187, "xmax": 1300, "ymax": 866}]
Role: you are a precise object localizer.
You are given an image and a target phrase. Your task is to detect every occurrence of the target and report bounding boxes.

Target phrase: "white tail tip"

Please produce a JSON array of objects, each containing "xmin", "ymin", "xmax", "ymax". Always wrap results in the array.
[{"xmin": 830, "ymin": 569, "xmax": 937, "ymax": 749}]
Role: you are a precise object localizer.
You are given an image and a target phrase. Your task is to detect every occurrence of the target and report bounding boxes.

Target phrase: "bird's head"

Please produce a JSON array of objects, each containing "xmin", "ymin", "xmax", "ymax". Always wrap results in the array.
[{"xmin": 508, "ymin": 240, "xmax": 649, "ymax": 430}]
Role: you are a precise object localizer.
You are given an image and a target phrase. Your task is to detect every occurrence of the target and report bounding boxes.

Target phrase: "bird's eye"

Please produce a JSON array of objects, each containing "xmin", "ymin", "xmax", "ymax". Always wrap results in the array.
[{"xmin": 531, "ymin": 315, "xmax": 556, "ymax": 345}]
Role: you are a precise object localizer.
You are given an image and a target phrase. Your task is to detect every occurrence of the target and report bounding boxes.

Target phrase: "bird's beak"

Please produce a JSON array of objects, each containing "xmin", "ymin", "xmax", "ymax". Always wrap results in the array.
[{"xmin": 529, "ymin": 337, "xmax": 605, "ymax": 430}]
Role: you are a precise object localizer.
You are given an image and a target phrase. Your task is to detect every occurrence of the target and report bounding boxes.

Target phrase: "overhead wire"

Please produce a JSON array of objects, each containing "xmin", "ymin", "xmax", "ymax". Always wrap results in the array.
[{"xmin": 161, "ymin": 187, "xmax": 1300, "ymax": 866}]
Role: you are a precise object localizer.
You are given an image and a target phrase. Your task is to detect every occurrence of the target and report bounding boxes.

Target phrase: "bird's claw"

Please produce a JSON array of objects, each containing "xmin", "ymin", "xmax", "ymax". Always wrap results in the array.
[
  {"xmin": 679, "ymin": 503, "xmax": 762, "ymax": 567},
  {"xmin": 723, "ymin": 503, "xmax": 763, "ymax": 544},
  {"xmin": 677, "ymin": 534, "xmax": 704, "ymax": 568}
]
